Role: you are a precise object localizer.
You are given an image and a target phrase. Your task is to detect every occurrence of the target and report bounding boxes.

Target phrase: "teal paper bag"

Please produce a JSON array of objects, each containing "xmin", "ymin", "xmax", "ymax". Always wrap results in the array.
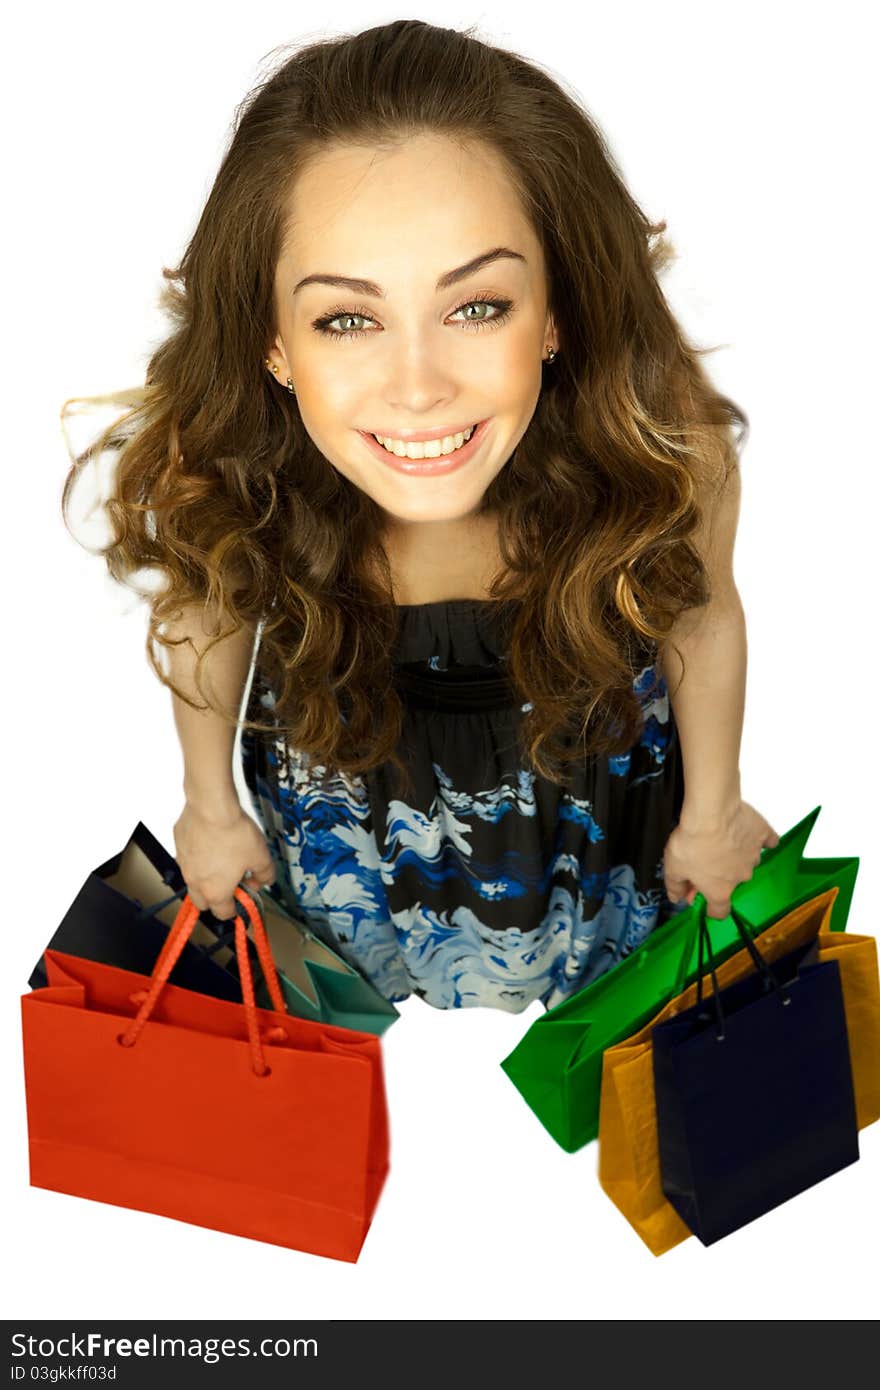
[
  {"xmin": 244, "ymin": 886, "xmax": 400, "ymax": 1036},
  {"xmin": 500, "ymin": 805, "xmax": 858, "ymax": 1153}
]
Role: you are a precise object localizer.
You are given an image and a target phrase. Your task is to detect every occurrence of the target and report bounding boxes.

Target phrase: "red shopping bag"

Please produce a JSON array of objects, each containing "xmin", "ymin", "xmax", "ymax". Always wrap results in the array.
[{"xmin": 21, "ymin": 887, "xmax": 390, "ymax": 1262}]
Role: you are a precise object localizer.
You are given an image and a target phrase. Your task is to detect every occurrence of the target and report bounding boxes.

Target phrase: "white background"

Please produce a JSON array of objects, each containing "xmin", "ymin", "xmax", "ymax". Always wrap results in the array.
[{"xmin": 3, "ymin": 0, "xmax": 878, "ymax": 1321}]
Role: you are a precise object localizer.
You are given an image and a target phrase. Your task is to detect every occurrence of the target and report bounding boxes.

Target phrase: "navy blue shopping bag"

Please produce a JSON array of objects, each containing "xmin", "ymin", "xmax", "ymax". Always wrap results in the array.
[
  {"xmin": 652, "ymin": 898, "xmax": 859, "ymax": 1246},
  {"xmin": 28, "ymin": 822, "xmax": 250, "ymax": 1000}
]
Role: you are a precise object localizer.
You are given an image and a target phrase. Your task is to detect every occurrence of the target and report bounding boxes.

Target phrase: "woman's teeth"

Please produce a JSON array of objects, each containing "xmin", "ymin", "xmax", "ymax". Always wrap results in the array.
[{"xmin": 372, "ymin": 423, "xmax": 477, "ymax": 459}]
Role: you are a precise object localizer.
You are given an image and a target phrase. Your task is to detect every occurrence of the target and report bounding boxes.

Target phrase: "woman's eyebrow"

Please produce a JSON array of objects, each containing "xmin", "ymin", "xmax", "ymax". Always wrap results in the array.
[{"xmin": 291, "ymin": 246, "xmax": 527, "ymax": 298}]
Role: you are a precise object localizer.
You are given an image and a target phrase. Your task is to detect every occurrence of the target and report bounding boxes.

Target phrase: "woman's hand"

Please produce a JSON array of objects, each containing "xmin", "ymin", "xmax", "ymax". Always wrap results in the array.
[
  {"xmin": 662, "ymin": 799, "xmax": 780, "ymax": 920},
  {"xmin": 172, "ymin": 800, "xmax": 276, "ymax": 921}
]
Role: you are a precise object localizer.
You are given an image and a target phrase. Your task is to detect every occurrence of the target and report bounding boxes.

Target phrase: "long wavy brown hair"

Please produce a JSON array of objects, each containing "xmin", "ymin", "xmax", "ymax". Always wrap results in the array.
[{"xmin": 60, "ymin": 18, "xmax": 747, "ymax": 804}]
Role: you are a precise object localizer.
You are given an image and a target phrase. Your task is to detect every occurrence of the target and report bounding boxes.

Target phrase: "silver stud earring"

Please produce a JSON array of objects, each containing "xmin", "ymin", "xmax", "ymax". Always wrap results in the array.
[{"xmin": 544, "ymin": 346, "xmax": 557, "ymax": 363}]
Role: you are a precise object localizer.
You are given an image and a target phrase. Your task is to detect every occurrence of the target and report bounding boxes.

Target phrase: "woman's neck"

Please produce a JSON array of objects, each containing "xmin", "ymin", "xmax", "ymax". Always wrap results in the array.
[{"xmin": 380, "ymin": 513, "xmax": 505, "ymax": 605}]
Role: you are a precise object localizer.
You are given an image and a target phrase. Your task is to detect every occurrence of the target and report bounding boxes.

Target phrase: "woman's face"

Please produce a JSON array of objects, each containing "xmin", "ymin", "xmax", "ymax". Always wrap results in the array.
[{"xmin": 267, "ymin": 133, "xmax": 558, "ymax": 533}]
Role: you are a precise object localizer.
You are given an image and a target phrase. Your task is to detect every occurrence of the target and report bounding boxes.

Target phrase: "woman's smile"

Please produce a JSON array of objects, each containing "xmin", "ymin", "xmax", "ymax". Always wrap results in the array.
[{"xmin": 356, "ymin": 417, "xmax": 491, "ymax": 475}]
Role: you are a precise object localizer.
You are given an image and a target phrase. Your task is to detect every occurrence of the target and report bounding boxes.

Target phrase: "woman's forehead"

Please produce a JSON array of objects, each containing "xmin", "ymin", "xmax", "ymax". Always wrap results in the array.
[{"xmin": 278, "ymin": 140, "xmax": 540, "ymax": 286}]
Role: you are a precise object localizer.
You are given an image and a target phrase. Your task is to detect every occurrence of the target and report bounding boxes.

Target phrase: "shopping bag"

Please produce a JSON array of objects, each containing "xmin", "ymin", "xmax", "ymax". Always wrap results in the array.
[
  {"xmin": 500, "ymin": 804, "xmax": 858, "ymax": 1153},
  {"xmin": 28, "ymin": 822, "xmax": 399, "ymax": 1036},
  {"xmin": 21, "ymin": 887, "xmax": 391, "ymax": 1262},
  {"xmin": 651, "ymin": 896, "xmax": 859, "ymax": 1246},
  {"xmin": 598, "ymin": 887, "xmax": 880, "ymax": 1254},
  {"xmin": 675, "ymin": 803, "xmax": 858, "ymax": 978},
  {"xmin": 27, "ymin": 821, "xmax": 245, "ymax": 1001},
  {"xmin": 244, "ymin": 885, "xmax": 400, "ymax": 1036}
]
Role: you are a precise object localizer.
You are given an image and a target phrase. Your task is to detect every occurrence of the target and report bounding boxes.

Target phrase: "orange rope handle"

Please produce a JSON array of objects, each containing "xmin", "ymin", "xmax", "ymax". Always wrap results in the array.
[
  {"xmin": 119, "ymin": 889, "xmax": 289, "ymax": 1076},
  {"xmin": 119, "ymin": 896, "xmax": 201, "ymax": 1049},
  {"xmin": 146, "ymin": 901, "xmax": 195, "ymax": 981},
  {"xmin": 229, "ymin": 888, "xmax": 289, "ymax": 1073},
  {"xmin": 144, "ymin": 886, "xmax": 287, "ymax": 1016},
  {"xmin": 232, "ymin": 886, "xmax": 288, "ymax": 1017},
  {"xmin": 233, "ymin": 899, "xmax": 269, "ymax": 1075}
]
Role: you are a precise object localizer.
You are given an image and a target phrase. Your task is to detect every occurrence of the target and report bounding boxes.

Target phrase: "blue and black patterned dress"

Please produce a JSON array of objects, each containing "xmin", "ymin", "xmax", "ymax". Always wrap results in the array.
[{"xmin": 239, "ymin": 597, "xmax": 686, "ymax": 1014}]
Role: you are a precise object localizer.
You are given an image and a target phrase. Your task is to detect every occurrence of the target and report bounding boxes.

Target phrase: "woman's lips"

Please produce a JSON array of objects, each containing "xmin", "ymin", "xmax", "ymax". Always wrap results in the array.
[{"xmin": 357, "ymin": 418, "xmax": 490, "ymax": 475}]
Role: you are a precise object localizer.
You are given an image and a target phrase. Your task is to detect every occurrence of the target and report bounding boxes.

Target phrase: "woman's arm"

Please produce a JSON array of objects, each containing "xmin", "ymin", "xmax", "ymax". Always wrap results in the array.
[
  {"xmin": 656, "ymin": 459, "xmax": 779, "ymax": 918},
  {"xmin": 659, "ymin": 454, "xmax": 745, "ymax": 825},
  {"xmin": 659, "ymin": 599, "xmax": 746, "ymax": 827},
  {"xmin": 165, "ymin": 601, "xmax": 258, "ymax": 826}
]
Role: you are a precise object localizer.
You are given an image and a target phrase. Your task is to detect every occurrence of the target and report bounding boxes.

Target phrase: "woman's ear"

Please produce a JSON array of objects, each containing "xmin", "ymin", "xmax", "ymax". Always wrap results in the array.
[{"xmin": 264, "ymin": 335, "xmax": 290, "ymax": 379}]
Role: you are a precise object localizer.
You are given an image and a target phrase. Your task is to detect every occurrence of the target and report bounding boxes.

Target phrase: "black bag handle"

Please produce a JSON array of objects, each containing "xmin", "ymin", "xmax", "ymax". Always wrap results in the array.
[
  {"xmin": 132, "ymin": 868, "xmax": 253, "ymax": 960},
  {"xmin": 694, "ymin": 896, "xmax": 793, "ymax": 1041},
  {"xmin": 132, "ymin": 865, "xmax": 187, "ymax": 922}
]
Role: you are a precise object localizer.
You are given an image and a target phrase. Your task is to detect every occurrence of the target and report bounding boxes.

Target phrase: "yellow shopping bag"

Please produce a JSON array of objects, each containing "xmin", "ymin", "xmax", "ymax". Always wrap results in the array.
[{"xmin": 597, "ymin": 888, "xmax": 880, "ymax": 1256}]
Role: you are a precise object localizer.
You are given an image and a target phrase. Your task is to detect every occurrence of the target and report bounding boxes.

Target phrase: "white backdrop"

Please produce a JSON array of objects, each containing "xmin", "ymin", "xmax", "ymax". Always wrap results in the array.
[{"xmin": 3, "ymin": 0, "xmax": 877, "ymax": 1321}]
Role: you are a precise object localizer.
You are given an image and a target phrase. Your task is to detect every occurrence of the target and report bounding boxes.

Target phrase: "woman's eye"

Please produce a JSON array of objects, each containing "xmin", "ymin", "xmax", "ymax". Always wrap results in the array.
[
  {"xmin": 452, "ymin": 299, "xmax": 514, "ymax": 331},
  {"xmin": 311, "ymin": 297, "xmax": 514, "ymax": 342}
]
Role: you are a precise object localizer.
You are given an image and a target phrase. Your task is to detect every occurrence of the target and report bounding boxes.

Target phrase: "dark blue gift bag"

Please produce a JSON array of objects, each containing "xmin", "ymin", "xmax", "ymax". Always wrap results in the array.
[
  {"xmin": 28, "ymin": 822, "xmax": 251, "ymax": 1001},
  {"xmin": 652, "ymin": 897, "xmax": 859, "ymax": 1246}
]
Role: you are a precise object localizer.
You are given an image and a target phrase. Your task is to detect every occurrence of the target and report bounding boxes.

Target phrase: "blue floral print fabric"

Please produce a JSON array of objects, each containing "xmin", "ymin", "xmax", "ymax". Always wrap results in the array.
[{"xmin": 239, "ymin": 598, "xmax": 686, "ymax": 1014}]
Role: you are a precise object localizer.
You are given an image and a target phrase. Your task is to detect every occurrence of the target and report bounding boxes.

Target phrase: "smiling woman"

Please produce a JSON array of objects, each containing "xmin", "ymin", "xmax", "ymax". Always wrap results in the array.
[
  {"xmin": 265, "ymin": 137, "xmax": 556, "ymax": 546},
  {"xmin": 60, "ymin": 18, "xmax": 751, "ymax": 1013}
]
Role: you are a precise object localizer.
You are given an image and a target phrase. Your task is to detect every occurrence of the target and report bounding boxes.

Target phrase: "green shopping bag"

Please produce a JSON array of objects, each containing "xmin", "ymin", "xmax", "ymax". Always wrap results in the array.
[
  {"xmin": 676, "ymin": 804, "xmax": 857, "ymax": 979},
  {"xmin": 500, "ymin": 805, "xmax": 858, "ymax": 1153}
]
